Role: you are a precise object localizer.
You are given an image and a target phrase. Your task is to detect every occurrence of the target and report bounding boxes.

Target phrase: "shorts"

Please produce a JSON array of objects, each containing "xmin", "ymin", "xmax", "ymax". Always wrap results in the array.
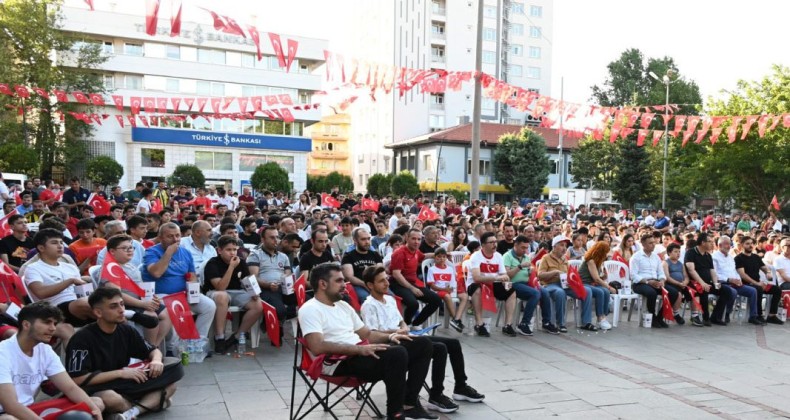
[
  {"xmin": 207, "ymin": 289, "xmax": 253, "ymax": 308},
  {"xmin": 436, "ymin": 290, "xmax": 449, "ymax": 299},
  {"xmin": 466, "ymin": 282, "xmax": 516, "ymax": 301},
  {"xmin": 56, "ymin": 301, "xmax": 92, "ymax": 327}
]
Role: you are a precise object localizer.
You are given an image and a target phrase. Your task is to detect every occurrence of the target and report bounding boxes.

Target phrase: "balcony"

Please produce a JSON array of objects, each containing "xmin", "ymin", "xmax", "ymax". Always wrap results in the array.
[
  {"xmin": 312, "ymin": 130, "xmax": 349, "ymax": 140},
  {"xmin": 430, "ymin": 55, "xmax": 446, "ymax": 64},
  {"xmin": 430, "ymin": 103, "xmax": 445, "ymax": 111},
  {"xmin": 311, "ymin": 150, "xmax": 349, "ymax": 159}
]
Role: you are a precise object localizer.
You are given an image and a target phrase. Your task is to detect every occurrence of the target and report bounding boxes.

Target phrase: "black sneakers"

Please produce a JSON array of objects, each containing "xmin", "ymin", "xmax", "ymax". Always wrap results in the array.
[
  {"xmin": 453, "ymin": 384, "xmax": 485, "ymax": 403},
  {"xmin": 425, "ymin": 394, "xmax": 459, "ymax": 413},
  {"xmin": 474, "ymin": 324, "xmax": 490, "ymax": 337},
  {"xmin": 449, "ymin": 319, "xmax": 464, "ymax": 333},
  {"xmin": 766, "ymin": 315, "xmax": 785, "ymax": 325},
  {"xmin": 502, "ymin": 324, "xmax": 517, "ymax": 337},
  {"xmin": 403, "ymin": 403, "xmax": 438, "ymax": 419},
  {"xmin": 542, "ymin": 323, "xmax": 560, "ymax": 335},
  {"xmin": 691, "ymin": 315, "xmax": 704, "ymax": 327},
  {"xmin": 517, "ymin": 322, "xmax": 534, "ymax": 336},
  {"xmin": 674, "ymin": 314, "xmax": 685, "ymax": 325}
]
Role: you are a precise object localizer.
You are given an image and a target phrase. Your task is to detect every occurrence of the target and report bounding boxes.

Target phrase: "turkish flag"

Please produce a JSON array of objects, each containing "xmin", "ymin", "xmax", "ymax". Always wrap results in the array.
[
  {"xmin": 344, "ymin": 282, "xmax": 361, "ymax": 312},
  {"xmin": 261, "ymin": 300, "xmax": 281, "ymax": 347},
  {"xmin": 110, "ymin": 95, "xmax": 124, "ymax": 111},
  {"xmin": 73, "ymin": 244, "xmax": 103, "ymax": 266},
  {"xmin": 14, "ymin": 85, "xmax": 30, "ymax": 98},
  {"xmin": 211, "ymin": 98, "xmax": 223, "ymax": 113},
  {"xmin": 652, "ymin": 130, "xmax": 663, "ymax": 147},
  {"xmin": 0, "ymin": 259, "xmax": 26, "ymax": 305},
  {"xmin": 285, "ymin": 38, "xmax": 299, "ymax": 72},
  {"xmin": 170, "ymin": 0, "xmax": 182, "ymax": 36},
  {"xmin": 139, "ymin": 116, "xmax": 149, "ymax": 127},
  {"xmin": 30, "ymin": 398, "xmax": 92, "ymax": 420},
  {"xmin": 480, "ymin": 283, "xmax": 497, "ymax": 313},
  {"xmin": 101, "ymin": 251, "xmax": 146, "ymax": 296},
  {"xmin": 660, "ymin": 287, "xmax": 675, "ymax": 321},
  {"xmin": 279, "ymin": 108, "xmax": 295, "ymax": 123},
  {"xmin": 184, "ymin": 97, "xmax": 195, "ymax": 111},
  {"xmin": 294, "ymin": 273, "xmax": 308, "ymax": 308},
  {"xmin": 156, "ymin": 97, "xmax": 168, "ymax": 113},
  {"xmin": 611, "ymin": 252, "xmax": 628, "ymax": 277},
  {"xmin": 203, "ymin": 9, "xmax": 246, "ymax": 37},
  {"xmin": 782, "ymin": 291, "xmax": 790, "ymax": 312},
  {"xmin": 567, "ymin": 265, "xmax": 587, "ymax": 300},
  {"xmin": 151, "ymin": 198, "xmax": 163, "ymax": 214},
  {"xmin": 637, "ymin": 129, "xmax": 647, "ymax": 146},
  {"xmin": 72, "ymin": 91, "xmax": 90, "ymax": 104},
  {"xmin": 528, "ymin": 269, "xmax": 540, "ymax": 290},
  {"xmin": 247, "ymin": 25, "xmax": 262, "ymax": 60},
  {"xmin": 531, "ymin": 248, "xmax": 547, "ymax": 266},
  {"xmin": 264, "ymin": 95, "xmax": 279, "ymax": 107},
  {"xmin": 163, "ymin": 292, "xmax": 200, "ymax": 339},
  {"xmin": 0, "ymin": 209, "xmax": 18, "ymax": 237},
  {"xmin": 221, "ymin": 97, "xmax": 235, "ymax": 111},
  {"xmin": 417, "ymin": 206, "xmax": 439, "ymax": 221},
  {"xmin": 87, "ymin": 193, "xmax": 110, "ymax": 216},
  {"xmin": 143, "ymin": 97, "xmax": 156, "ymax": 113},
  {"xmin": 130, "ymin": 97, "xmax": 142, "ymax": 114},
  {"xmin": 685, "ymin": 286, "xmax": 702, "ymax": 311},
  {"xmin": 757, "ymin": 115, "xmax": 771, "ymax": 138},
  {"xmin": 321, "ymin": 193, "xmax": 340, "ymax": 208},
  {"xmin": 145, "ymin": 0, "xmax": 160, "ymax": 35},
  {"xmin": 52, "ymin": 89, "xmax": 68, "ymax": 103},
  {"xmin": 771, "ymin": 195, "xmax": 780, "ymax": 211},
  {"xmin": 269, "ymin": 33, "xmax": 286, "ymax": 68},
  {"xmin": 640, "ymin": 113, "xmax": 655, "ymax": 129},
  {"xmin": 197, "ymin": 97, "xmax": 208, "ymax": 113},
  {"xmin": 115, "ymin": 115, "xmax": 124, "ymax": 127},
  {"xmin": 361, "ymin": 198, "xmax": 380, "ymax": 212},
  {"xmin": 127, "ymin": 115, "xmax": 137, "ymax": 128},
  {"xmin": 277, "ymin": 94, "xmax": 293, "ymax": 106},
  {"xmin": 535, "ymin": 204, "xmax": 545, "ymax": 220},
  {"xmin": 741, "ymin": 115, "xmax": 759, "ymax": 139},
  {"xmin": 32, "ymin": 87, "xmax": 49, "ymax": 99},
  {"xmin": 88, "ymin": 93, "xmax": 104, "ymax": 106},
  {"xmin": 237, "ymin": 97, "xmax": 249, "ymax": 113}
]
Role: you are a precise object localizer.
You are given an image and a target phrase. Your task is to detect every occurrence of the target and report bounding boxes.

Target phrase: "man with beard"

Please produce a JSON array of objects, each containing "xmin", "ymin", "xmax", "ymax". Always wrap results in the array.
[{"xmin": 341, "ymin": 228, "xmax": 383, "ymax": 304}]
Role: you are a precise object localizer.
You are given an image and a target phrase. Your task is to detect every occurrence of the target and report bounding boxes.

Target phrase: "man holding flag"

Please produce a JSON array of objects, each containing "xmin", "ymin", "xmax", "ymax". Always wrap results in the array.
[
  {"xmin": 504, "ymin": 235, "xmax": 556, "ymax": 336},
  {"xmin": 468, "ymin": 232, "xmax": 518, "ymax": 337}
]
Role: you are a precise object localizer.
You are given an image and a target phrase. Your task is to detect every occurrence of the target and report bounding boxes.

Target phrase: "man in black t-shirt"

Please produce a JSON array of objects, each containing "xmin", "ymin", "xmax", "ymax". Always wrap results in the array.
[
  {"xmin": 341, "ymin": 228, "xmax": 383, "ymax": 304},
  {"xmin": 238, "ymin": 217, "xmax": 261, "ymax": 246},
  {"xmin": 299, "ymin": 230, "xmax": 336, "ymax": 280},
  {"xmin": 735, "ymin": 237, "xmax": 784, "ymax": 324},
  {"xmin": 684, "ymin": 232, "xmax": 734, "ymax": 325},
  {"xmin": 66, "ymin": 288, "xmax": 179, "ymax": 419},
  {"xmin": 0, "ymin": 215, "xmax": 34, "ymax": 272},
  {"xmin": 418, "ymin": 226, "xmax": 441, "ymax": 260},
  {"xmin": 496, "ymin": 224, "xmax": 516, "ymax": 255},
  {"xmin": 203, "ymin": 236, "xmax": 262, "ymax": 353}
]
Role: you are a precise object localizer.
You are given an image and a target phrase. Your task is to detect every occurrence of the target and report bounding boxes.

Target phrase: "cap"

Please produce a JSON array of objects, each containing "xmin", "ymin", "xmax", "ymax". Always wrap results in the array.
[{"xmin": 551, "ymin": 235, "xmax": 571, "ymax": 247}]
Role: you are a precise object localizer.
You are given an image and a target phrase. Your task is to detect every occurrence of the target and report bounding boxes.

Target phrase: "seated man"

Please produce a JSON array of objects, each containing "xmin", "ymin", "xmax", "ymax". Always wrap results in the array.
[
  {"xmin": 299, "ymin": 264, "xmax": 435, "ymax": 420},
  {"xmin": 203, "ymin": 235, "xmax": 263, "ymax": 353},
  {"xmin": 66, "ymin": 288, "xmax": 180, "ymax": 419},
  {"xmin": 0, "ymin": 302, "xmax": 103, "ymax": 420},
  {"xmin": 735, "ymin": 237, "xmax": 784, "ymax": 324},
  {"xmin": 537, "ymin": 236, "xmax": 596, "ymax": 332},
  {"xmin": 468, "ymin": 232, "xmax": 518, "ymax": 337},
  {"xmin": 341, "ymin": 227, "xmax": 383, "ymax": 305},
  {"xmin": 503, "ymin": 235, "xmax": 555, "ymax": 335},
  {"xmin": 631, "ymin": 233, "xmax": 677, "ymax": 328},
  {"xmin": 361, "ymin": 266, "xmax": 484, "ymax": 415},
  {"xmin": 713, "ymin": 235, "xmax": 762, "ymax": 325},
  {"xmin": 389, "ymin": 229, "xmax": 442, "ymax": 328},
  {"xmin": 248, "ymin": 226, "xmax": 294, "ymax": 324},
  {"xmin": 685, "ymin": 232, "xmax": 735, "ymax": 326},
  {"xmin": 141, "ymin": 223, "xmax": 216, "ymax": 343}
]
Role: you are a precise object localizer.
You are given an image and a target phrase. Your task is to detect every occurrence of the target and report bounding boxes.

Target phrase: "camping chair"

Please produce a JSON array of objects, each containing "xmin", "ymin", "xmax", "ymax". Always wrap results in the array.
[{"xmin": 289, "ymin": 325, "xmax": 384, "ymax": 420}]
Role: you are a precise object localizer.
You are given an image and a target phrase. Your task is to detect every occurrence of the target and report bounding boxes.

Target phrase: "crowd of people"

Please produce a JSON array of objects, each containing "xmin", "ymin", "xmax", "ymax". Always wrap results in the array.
[{"xmin": 0, "ymin": 170, "xmax": 789, "ymax": 420}]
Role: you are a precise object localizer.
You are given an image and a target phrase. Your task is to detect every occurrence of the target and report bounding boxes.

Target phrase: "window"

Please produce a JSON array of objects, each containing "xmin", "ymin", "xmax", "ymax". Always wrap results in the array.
[
  {"xmin": 429, "ymin": 115, "xmax": 444, "ymax": 129},
  {"xmin": 359, "ymin": 175, "xmax": 363, "ymax": 185},
  {"xmin": 482, "ymin": 97, "xmax": 495, "ymax": 110},
  {"xmin": 567, "ymin": 161, "xmax": 573, "ymax": 174},
  {"xmin": 529, "ymin": 26, "xmax": 542, "ymax": 38},
  {"xmin": 166, "ymin": 45, "xmax": 180, "ymax": 59},
  {"xmin": 483, "ymin": 5, "xmax": 497, "ymax": 18},
  {"xmin": 165, "ymin": 78, "xmax": 180, "ymax": 92},
  {"xmin": 195, "ymin": 151, "xmax": 232, "ymax": 171},
  {"xmin": 197, "ymin": 48, "xmax": 225, "ymax": 65},
  {"xmin": 550, "ymin": 159, "xmax": 558, "ymax": 174},
  {"xmin": 510, "ymin": 2, "xmax": 525, "ymax": 14},
  {"xmin": 508, "ymin": 65, "xmax": 523, "ymax": 77},
  {"xmin": 423, "ymin": 155, "xmax": 434, "ymax": 172},
  {"xmin": 196, "ymin": 81, "xmax": 225, "ymax": 96},
  {"xmin": 509, "ymin": 23, "xmax": 524, "ymax": 36},
  {"xmin": 103, "ymin": 75, "xmax": 115, "ymax": 89},
  {"xmin": 268, "ymin": 56, "xmax": 284, "ymax": 71},
  {"xmin": 431, "ymin": 46, "xmax": 445, "ymax": 62},
  {"xmin": 124, "ymin": 43, "xmax": 143, "ymax": 56},
  {"xmin": 141, "ymin": 149, "xmax": 165, "ymax": 168},
  {"xmin": 264, "ymin": 120, "xmax": 285, "ymax": 135},
  {"xmin": 430, "ymin": 93, "xmax": 444, "ymax": 109},
  {"xmin": 530, "ymin": 5, "xmax": 543, "ymax": 17},
  {"xmin": 527, "ymin": 66, "xmax": 541, "ymax": 79},
  {"xmin": 510, "ymin": 44, "xmax": 523, "ymax": 56},
  {"xmin": 466, "ymin": 160, "xmax": 490, "ymax": 176},
  {"xmin": 124, "ymin": 75, "xmax": 143, "ymax": 89},
  {"xmin": 482, "ymin": 50, "xmax": 496, "ymax": 64},
  {"xmin": 431, "ymin": 23, "xmax": 445, "ymax": 35},
  {"xmin": 241, "ymin": 53, "xmax": 256, "ymax": 68},
  {"xmin": 102, "ymin": 41, "xmax": 114, "ymax": 54},
  {"xmin": 529, "ymin": 46, "xmax": 541, "ymax": 59},
  {"xmin": 483, "ymin": 28, "xmax": 496, "ymax": 41}
]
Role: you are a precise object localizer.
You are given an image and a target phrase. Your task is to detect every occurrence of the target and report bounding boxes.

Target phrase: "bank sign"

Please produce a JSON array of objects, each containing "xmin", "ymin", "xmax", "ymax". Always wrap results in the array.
[{"xmin": 131, "ymin": 127, "xmax": 311, "ymax": 152}]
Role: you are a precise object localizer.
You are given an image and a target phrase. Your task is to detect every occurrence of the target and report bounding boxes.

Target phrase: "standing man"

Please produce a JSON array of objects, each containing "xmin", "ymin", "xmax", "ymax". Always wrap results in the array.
[
  {"xmin": 62, "ymin": 177, "xmax": 91, "ymax": 218},
  {"xmin": 341, "ymin": 228, "xmax": 383, "ymax": 304}
]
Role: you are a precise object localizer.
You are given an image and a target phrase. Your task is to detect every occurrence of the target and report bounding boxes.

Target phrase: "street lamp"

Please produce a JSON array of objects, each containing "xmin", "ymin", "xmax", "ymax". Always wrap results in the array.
[{"xmin": 649, "ymin": 70, "xmax": 671, "ymax": 210}]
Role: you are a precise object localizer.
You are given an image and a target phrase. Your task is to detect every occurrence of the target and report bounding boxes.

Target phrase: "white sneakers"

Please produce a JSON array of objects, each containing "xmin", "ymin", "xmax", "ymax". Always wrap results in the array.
[{"xmin": 599, "ymin": 319, "xmax": 612, "ymax": 330}]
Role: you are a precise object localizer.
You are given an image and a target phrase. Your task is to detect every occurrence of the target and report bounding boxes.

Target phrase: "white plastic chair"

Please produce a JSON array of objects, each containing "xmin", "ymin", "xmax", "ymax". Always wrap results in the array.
[
  {"xmin": 568, "ymin": 260, "xmax": 583, "ymax": 270},
  {"xmin": 201, "ymin": 260, "xmax": 261, "ymax": 348},
  {"xmin": 603, "ymin": 260, "xmax": 640, "ymax": 327}
]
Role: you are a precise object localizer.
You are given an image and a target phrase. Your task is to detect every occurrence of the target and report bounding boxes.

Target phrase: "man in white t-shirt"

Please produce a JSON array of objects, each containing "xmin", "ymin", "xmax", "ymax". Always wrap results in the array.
[
  {"xmin": 0, "ymin": 302, "xmax": 103, "ymax": 419},
  {"xmin": 774, "ymin": 238, "xmax": 790, "ymax": 290},
  {"xmin": 298, "ymin": 264, "xmax": 435, "ymax": 419},
  {"xmin": 468, "ymin": 232, "xmax": 518, "ymax": 337}
]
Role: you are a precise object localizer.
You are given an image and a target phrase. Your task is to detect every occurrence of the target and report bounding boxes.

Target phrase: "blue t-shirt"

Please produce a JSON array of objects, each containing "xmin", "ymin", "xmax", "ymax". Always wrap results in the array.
[
  {"xmin": 654, "ymin": 217, "xmax": 670, "ymax": 230},
  {"xmin": 141, "ymin": 245, "xmax": 196, "ymax": 294}
]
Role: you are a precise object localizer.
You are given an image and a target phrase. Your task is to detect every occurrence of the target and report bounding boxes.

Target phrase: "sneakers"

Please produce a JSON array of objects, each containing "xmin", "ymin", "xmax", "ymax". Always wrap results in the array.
[
  {"xmin": 598, "ymin": 319, "xmax": 612, "ymax": 330},
  {"xmin": 558, "ymin": 325, "xmax": 569, "ymax": 333},
  {"xmin": 449, "ymin": 319, "xmax": 464, "ymax": 333},
  {"xmin": 703, "ymin": 319, "xmax": 712, "ymax": 327},
  {"xmin": 674, "ymin": 314, "xmax": 685, "ymax": 325},
  {"xmin": 213, "ymin": 338, "xmax": 227, "ymax": 354},
  {"xmin": 474, "ymin": 324, "xmax": 490, "ymax": 337},
  {"xmin": 652, "ymin": 318, "xmax": 669, "ymax": 328},
  {"xmin": 580, "ymin": 323, "xmax": 598, "ymax": 331},
  {"xmin": 766, "ymin": 315, "xmax": 785, "ymax": 325},
  {"xmin": 542, "ymin": 323, "xmax": 560, "ymax": 335},
  {"xmin": 711, "ymin": 319, "xmax": 727, "ymax": 326},
  {"xmin": 516, "ymin": 322, "xmax": 534, "ymax": 336},
  {"xmin": 691, "ymin": 315, "xmax": 704, "ymax": 327},
  {"xmin": 425, "ymin": 394, "xmax": 459, "ymax": 413},
  {"xmin": 403, "ymin": 403, "xmax": 438, "ymax": 419},
  {"xmin": 130, "ymin": 312, "xmax": 159, "ymax": 329},
  {"xmin": 453, "ymin": 384, "xmax": 485, "ymax": 402},
  {"xmin": 748, "ymin": 317, "xmax": 766, "ymax": 325},
  {"xmin": 502, "ymin": 324, "xmax": 517, "ymax": 337}
]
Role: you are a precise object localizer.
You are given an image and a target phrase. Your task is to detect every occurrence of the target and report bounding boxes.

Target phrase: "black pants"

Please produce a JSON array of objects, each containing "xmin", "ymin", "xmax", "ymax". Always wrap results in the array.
[
  {"xmin": 334, "ymin": 336, "xmax": 433, "ymax": 415},
  {"xmin": 761, "ymin": 284, "xmax": 783, "ymax": 315},
  {"xmin": 390, "ymin": 282, "xmax": 442, "ymax": 326},
  {"xmin": 697, "ymin": 284, "xmax": 735, "ymax": 321},
  {"xmin": 633, "ymin": 283, "xmax": 678, "ymax": 315},
  {"xmin": 427, "ymin": 336, "xmax": 467, "ymax": 398},
  {"xmin": 259, "ymin": 289, "xmax": 297, "ymax": 322}
]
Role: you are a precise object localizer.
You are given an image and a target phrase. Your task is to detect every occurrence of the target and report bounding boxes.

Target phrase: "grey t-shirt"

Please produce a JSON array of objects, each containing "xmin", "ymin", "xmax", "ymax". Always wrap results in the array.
[{"xmin": 247, "ymin": 247, "xmax": 291, "ymax": 284}]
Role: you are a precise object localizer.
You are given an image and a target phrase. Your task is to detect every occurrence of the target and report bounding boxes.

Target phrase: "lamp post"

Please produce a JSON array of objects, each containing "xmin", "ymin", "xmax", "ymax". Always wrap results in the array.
[{"xmin": 649, "ymin": 71, "xmax": 671, "ymax": 210}]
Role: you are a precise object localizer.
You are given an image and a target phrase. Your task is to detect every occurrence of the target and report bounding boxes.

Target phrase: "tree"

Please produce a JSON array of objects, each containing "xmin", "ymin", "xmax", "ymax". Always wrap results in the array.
[
  {"xmin": 324, "ymin": 171, "xmax": 354, "ymax": 194},
  {"xmin": 492, "ymin": 128, "xmax": 551, "ymax": 198},
  {"xmin": 0, "ymin": 0, "xmax": 108, "ymax": 179},
  {"xmin": 306, "ymin": 175, "xmax": 323, "ymax": 193},
  {"xmin": 390, "ymin": 171, "xmax": 420, "ymax": 197},
  {"xmin": 569, "ymin": 137, "xmax": 619, "ymax": 189},
  {"xmin": 169, "ymin": 164, "xmax": 205, "ymax": 189},
  {"xmin": 612, "ymin": 138, "xmax": 656, "ymax": 208},
  {"xmin": 444, "ymin": 189, "xmax": 467, "ymax": 203},
  {"xmin": 85, "ymin": 156, "xmax": 124, "ymax": 187},
  {"xmin": 251, "ymin": 162, "xmax": 291, "ymax": 194},
  {"xmin": 366, "ymin": 173, "xmax": 392, "ymax": 197},
  {"xmin": 0, "ymin": 142, "xmax": 39, "ymax": 176}
]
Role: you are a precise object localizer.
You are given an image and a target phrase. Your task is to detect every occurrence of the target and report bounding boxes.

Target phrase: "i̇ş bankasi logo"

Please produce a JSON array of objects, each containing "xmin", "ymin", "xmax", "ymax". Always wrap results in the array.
[{"xmin": 190, "ymin": 133, "xmax": 262, "ymax": 146}]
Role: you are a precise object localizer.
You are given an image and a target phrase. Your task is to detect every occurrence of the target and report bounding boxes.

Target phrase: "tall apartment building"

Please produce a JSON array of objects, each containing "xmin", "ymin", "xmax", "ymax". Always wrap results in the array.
[
  {"xmin": 56, "ymin": 0, "xmax": 327, "ymax": 192},
  {"xmin": 332, "ymin": 0, "xmax": 553, "ymax": 191}
]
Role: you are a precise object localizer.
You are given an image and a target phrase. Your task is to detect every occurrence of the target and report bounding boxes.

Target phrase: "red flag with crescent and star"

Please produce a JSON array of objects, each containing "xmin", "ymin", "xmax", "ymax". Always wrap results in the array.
[
  {"xmin": 528, "ymin": 269, "xmax": 541, "ymax": 291},
  {"xmin": 480, "ymin": 283, "xmax": 497, "ymax": 313},
  {"xmin": 417, "ymin": 206, "xmax": 439, "ymax": 221},
  {"xmin": 261, "ymin": 300, "xmax": 281, "ymax": 347},
  {"xmin": 344, "ymin": 282, "xmax": 361, "ymax": 312},
  {"xmin": 567, "ymin": 265, "xmax": 587, "ymax": 300},
  {"xmin": 294, "ymin": 272, "xmax": 308, "ymax": 308},
  {"xmin": 361, "ymin": 198, "xmax": 380, "ymax": 212},
  {"xmin": 100, "ymin": 252, "xmax": 146, "ymax": 296},
  {"xmin": 87, "ymin": 193, "xmax": 111, "ymax": 216},
  {"xmin": 0, "ymin": 209, "xmax": 18, "ymax": 238},
  {"xmin": 163, "ymin": 292, "xmax": 200, "ymax": 339},
  {"xmin": 321, "ymin": 193, "xmax": 340, "ymax": 209},
  {"xmin": 0, "ymin": 259, "xmax": 25, "ymax": 305},
  {"xmin": 771, "ymin": 195, "xmax": 780, "ymax": 211}
]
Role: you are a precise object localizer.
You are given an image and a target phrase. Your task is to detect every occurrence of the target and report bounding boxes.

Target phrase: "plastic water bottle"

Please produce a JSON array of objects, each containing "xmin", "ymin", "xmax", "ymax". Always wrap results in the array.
[{"xmin": 238, "ymin": 332, "xmax": 246, "ymax": 355}]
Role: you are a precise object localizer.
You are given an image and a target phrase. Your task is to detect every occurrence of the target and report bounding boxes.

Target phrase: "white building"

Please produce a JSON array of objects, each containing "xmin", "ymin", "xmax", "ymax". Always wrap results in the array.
[
  {"xmin": 57, "ymin": 1, "xmax": 328, "ymax": 192},
  {"xmin": 330, "ymin": 0, "xmax": 554, "ymax": 191},
  {"xmin": 385, "ymin": 123, "xmax": 575, "ymax": 202}
]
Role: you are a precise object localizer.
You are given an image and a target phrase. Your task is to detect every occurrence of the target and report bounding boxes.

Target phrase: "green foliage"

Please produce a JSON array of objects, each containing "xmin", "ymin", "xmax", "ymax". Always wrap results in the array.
[
  {"xmin": 444, "ymin": 189, "xmax": 467, "ymax": 203},
  {"xmin": 250, "ymin": 162, "xmax": 291, "ymax": 194},
  {"xmin": 85, "ymin": 156, "xmax": 123, "ymax": 187},
  {"xmin": 306, "ymin": 175, "xmax": 323, "ymax": 193},
  {"xmin": 168, "ymin": 164, "xmax": 205, "ymax": 189},
  {"xmin": 612, "ymin": 137, "xmax": 657, "ymax": 208},
  {"xmin": 323, "ymin": 171, "xmax": 354, "ymax": 194},
  {"xmin": 0, "ymin": 0, "xmax": 109, "ymax": 179},
  {"xmin": 569, "ymin": 137, "xmax": 619, "ymax": 189},
  {"xmin": 492, "ymin": 128, "xmax": 551, "ymax": 198},
  {"xmin": 0, "ymin": 142, "xmax": 39, "ymax": 176},
  {"xmin": 390, "ymin": 171, "xmax": 420, "ymax": 197},
  {"xmin": 366, "ymin": 173, "xmax": 392, "ymax": 197}
]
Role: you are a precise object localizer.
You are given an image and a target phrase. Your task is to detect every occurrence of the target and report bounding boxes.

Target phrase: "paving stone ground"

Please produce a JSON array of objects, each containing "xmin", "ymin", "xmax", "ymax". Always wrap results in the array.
[{"xmin": 146, "ymin": 315, "xmax": 790, "ymax": 420}]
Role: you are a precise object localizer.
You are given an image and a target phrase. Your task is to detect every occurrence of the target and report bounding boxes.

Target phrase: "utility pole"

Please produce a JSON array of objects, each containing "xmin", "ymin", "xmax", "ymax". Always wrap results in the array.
[
  {"xmin": 470, "ymin": 0, "xmax": 483, "ymax": 201},
  {"xmin": 557, "ymin": 77, "xmax": 564, "ymax": 188}
]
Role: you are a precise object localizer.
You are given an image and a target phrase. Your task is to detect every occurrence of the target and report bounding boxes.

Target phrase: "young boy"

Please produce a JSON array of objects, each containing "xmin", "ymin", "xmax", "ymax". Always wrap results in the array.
[
  {"xmin": 426, "ymin": 248, "xmax": 468, "ymax": 332},
  {"xmin": 68, "ymin": 218, "xmax": 107, "ymax": 275}
]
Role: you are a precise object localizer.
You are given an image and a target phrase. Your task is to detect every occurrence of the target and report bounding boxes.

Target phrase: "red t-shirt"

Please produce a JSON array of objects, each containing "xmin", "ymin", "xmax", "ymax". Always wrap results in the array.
[
  {"xmin": 390, "ymin": 246, "xmax": 424, "ymax": 286},
  {"xmin": 238, "ymin": 194, "xmax": 255, "ymax": 210}
]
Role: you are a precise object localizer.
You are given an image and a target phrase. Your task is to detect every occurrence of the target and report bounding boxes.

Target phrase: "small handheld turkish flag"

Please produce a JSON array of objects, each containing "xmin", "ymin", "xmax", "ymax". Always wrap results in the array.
[
  {"xmin": 535, "ymin": 204, "xmax": 546, "ymax": 220},
  {"xmin": 417, "ymin": 206, "xmax": 439, "ymax": 221},
  {"xmin": 531, "ymin": 248, "xmax": 547, "ymax": 266},
  {"xmin": 361, "ymin": 198, "xmax": 380, "ymax": 212},
  {"xmin": 528, "ymin": 269, "xmax": 540, "ymax": 290},
  {"xmin": 480, "ymin": 283, "xmax": 497, "ymax": 313},
  {"xmin": 294, "ymin": 273, "xmax": 308, "ymax": 308},
  {"xmin": 660, "ymin": 287, "xmax": 674, "ymax": 321},
  {"xmin": 87, "ymin": 193, "xmax": 110, "ymax": 216},
  {"xmin": 261, "ymin": 301, "xmax": 281, "ymax": 347},
  {"xmin": 0, "ymin": 259, "xmax": 26, "ymax": 305},
  {"xmin": 0, "ymin": 209, "xmax": 18, "ymax": 237},
  {"xmin": 321, "ymin": 193, "xmax": 340, "ymax": 209},
  {"xmin": 101, "ymin": 252, "xmax": 146, "ymax": 296},
  {"xmin": 164, "ymin": 292, "xmax": 200, "ymax": 339},
  {"xmin": 344, "ymin": 282, "xmax": 361, "ymax": 312},
  {"xmin": 771, "ymin": 195, "xmax": 780, "ymax": 211},
  {"xmin": 151, "ymin": 198, "xmax": 163, "ymax": 214},
  {"xmin": 567, "ymin": 265, "xmax": 587, "ymax": 300}
]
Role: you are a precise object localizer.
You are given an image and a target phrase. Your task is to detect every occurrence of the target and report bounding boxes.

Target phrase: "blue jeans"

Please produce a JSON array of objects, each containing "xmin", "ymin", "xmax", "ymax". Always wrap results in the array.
[
  {"xmin": 543, "ymin": 283, "xmax": 568, "ymax": 327},
  {"xmin": 512, "ymin": 282, "xmax": 550, "ymax": 326},
  {"xmin": 354, "ymin": 285, "xmax": 370, "ymax": 305},
  {"xmin": 565, "ymin": 284, "xmax": 594, "ymax": 325},
  {"xmin": 727, "ymin": 284, "xmax": 758, "ymax": 318},
  {"xmin": 588, "ymin": 284, "xmax": 611, "ymax": 317}
]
